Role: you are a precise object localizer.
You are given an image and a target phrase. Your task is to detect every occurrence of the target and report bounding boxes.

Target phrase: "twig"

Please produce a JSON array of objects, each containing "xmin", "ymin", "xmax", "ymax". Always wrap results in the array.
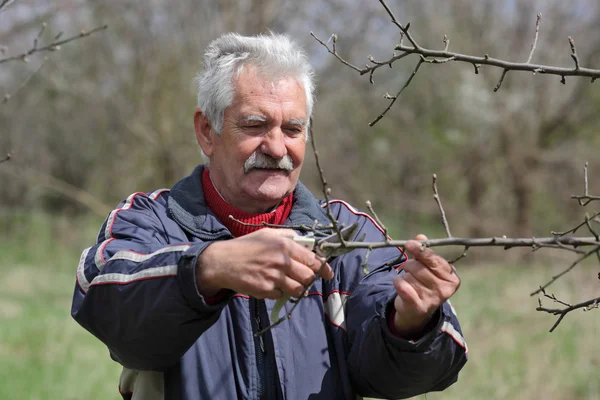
[
  {"xmin": 369, "ymin": 58, "xmax": 424, "ymax": 126},
  {"xmin": 365, "ymin": 200, "xmax": 389, "ymax": 240},
  {"xmin": 0, "ymin": 152, "xmax": 12, "ymax": 164},
  {"xmin": 539, "ymin": 287, "xmax": 571, "ymax": 308},
  {"xmin": 0, "ymin": 0, "xmax": 17, "ymax": 14},
  {"xmin": 443, "ymin": 35, "xmax": 450, "ymax": 52},
  {"xmin": 311, "ymin": 31, "xmax": 411, "ymax": 78},
  {"xmin": 493, "ymin": 69, "xmax": 509, "ymax": 92},
  {"xmin": 530, "ymin": 245, "xmax": 600, "ymax": 296},
  {"xmin": 256, "ymin": 259, "xmax": 328, "ymax": 336},
  {"xmin": 377, "ymin": 0, "xmax": 420, "ymax": 49},
  {"xmin": 448, "ymin": 247, "xmax": 469, "ymax": 264},
  {"xmin": 551, "ymin": 210, "xmax": 600, "ymax": 236},
  {"xmin": 228, "ymin": 215, "xmax": 332, "ymax": 235},
  {"xmin": 526, "ymin": 13, "xmax": 542, "ymax": 64},
  {"xmin": 313, "ymin": 5, "xmax": 600, "ymax": 127},
  {"xmin": 568, "ymin": 36, "xmax": 580, "ymax": 70},
  {"xmin": 309, "ymin": 119, "xmax": 346, "ymax": 245},
  {"xmin": 571, "ymin": 162, "xmax": 600, "ymax": 205},
  {"xmin": 3, "ymin": 57, "xmax": 47, "ymax": 104},
  {"xmin": 361, "ymin": 247, "xmax": 372, "ymax": 275},
  {"xmin": 537, "ymin": 295, "xmax": 600, "ymax": 332},
  {"xmin": 319, "ymin": 236, "xmax": 600, "ymax": 253},
  {"xmin": 432, "ymin": 174, "xmax": 452, "ymax": 237},
  {"xmin": 0, "ymin": 24, "xmax": 108, "ymax": 65}
]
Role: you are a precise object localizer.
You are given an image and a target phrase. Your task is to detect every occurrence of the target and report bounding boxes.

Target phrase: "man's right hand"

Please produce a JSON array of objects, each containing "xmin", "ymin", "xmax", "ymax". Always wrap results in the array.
[{"xmin": 195, "ymin": 228, "xmax": 334, "ymax": 299}]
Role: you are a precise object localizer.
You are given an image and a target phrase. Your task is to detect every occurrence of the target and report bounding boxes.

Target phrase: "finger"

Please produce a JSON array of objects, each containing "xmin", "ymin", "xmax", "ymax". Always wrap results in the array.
[
  {"xmin": 278, "ymin": 276, "xmax": 306, "ymax": 298},
  {"xmin": 402, "ymin": 260, "xmax": 461, "ymax": 301},
  {"xmin": 285, "ymin": 259, "xmax": 318, "ymax": 287},
  {"xmin": 393, "ymin": 275, "xmax": 424, "ymax": 313},
  {"xmin": 286, "ymin": 241, "xmax": 334, "ymax": 279},
  {"xmin": 414, "ymin": 233, "xmax": 428, "ymax": 241},
  {"xmin": 401, "ymin": 260, "xmax": 439, "ymax": 289},
  {"xmin": 404, "ymin": 240, "xmax": 448, "ymax": 272}
]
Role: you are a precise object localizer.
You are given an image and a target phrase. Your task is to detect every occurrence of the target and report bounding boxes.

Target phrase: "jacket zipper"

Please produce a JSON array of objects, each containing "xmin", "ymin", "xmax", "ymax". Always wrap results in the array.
[{"xmin": 252, "ymin": 298, "xmax": 266, "ymax": 399}]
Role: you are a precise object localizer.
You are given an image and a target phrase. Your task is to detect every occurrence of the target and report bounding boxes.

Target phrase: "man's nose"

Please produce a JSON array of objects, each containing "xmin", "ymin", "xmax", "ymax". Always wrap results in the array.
[{"xmin": 260, "ymin": 128, "xmax": 287, "ymax": 159}]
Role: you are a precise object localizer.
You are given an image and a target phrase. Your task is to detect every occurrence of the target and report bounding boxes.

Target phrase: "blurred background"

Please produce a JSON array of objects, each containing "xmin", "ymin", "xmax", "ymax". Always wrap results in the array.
[{"xmin": 0, "ymin": 0, "xmax": 599, "ymax": 399}]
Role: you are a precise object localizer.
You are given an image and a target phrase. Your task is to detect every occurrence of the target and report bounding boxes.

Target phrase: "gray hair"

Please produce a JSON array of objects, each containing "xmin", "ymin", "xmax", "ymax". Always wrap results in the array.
[{"xmin": 194, "ymin": 32, "xmax": 315, "ymax": 135}]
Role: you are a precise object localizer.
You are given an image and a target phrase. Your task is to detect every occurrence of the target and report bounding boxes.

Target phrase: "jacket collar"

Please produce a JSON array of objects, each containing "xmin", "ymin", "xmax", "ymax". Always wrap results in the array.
[{"xmin": 167, "ymin": 164, "xmax": 331, "ymax": 239}]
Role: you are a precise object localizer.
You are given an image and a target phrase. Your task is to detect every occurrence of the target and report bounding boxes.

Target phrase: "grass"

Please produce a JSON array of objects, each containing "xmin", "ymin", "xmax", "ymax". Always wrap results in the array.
[{"xmin": 1, "ymin": 213, "xmax": 599, "ymax": 399}]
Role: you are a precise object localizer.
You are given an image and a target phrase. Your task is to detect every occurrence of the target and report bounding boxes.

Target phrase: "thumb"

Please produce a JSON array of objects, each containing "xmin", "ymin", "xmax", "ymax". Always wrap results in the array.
[{"xmin": 404, "ymin": 234, "xmax": 432, "ymax": 262}]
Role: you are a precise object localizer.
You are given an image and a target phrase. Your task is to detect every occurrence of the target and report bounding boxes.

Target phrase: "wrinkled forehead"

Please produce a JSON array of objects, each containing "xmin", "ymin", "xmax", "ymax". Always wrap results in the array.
[{"xmin": 229, "ymin": 65, "xmax": 308, "ymax": 115}]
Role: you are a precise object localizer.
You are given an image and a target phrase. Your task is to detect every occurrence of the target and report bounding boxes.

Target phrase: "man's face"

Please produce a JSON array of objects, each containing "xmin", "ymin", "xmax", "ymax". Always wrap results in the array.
[{"xmin": 198, "ymin": 66, "xmax": 308, "ymax": 213}]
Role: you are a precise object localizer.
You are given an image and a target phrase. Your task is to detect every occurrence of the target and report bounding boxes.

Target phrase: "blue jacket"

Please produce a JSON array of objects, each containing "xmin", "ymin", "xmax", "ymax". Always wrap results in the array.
[{"xmin": 71, "ymin": 165, "xmax": 467, "ymax": 400}]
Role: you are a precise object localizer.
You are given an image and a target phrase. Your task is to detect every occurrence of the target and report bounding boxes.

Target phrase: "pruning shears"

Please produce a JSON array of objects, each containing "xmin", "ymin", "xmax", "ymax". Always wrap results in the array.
[
  {"xmin": 268, "ymin": 223, "xmax": 363, "ymax": 323},
  {"xmin": 292, "ymin": 222, "xmax": 361, "ymax": 258}
]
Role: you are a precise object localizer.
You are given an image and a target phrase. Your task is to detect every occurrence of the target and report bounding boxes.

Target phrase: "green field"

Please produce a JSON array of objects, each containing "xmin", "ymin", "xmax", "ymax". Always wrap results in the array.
[{"xmin": 1, "ymin": 214, "xmax": 599, "ymax": 399}]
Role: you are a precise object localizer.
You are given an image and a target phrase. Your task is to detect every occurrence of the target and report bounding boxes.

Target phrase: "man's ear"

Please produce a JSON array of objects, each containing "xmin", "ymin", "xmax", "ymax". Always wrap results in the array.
[{"xmin": 194, "ymin": 109, "xmax": 214, "ymax": 158}]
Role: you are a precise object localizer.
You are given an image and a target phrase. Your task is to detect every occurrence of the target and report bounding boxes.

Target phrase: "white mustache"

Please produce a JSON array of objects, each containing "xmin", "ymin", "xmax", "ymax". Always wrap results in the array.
[{"xmin": 243, "ymin": 152, "xmax": 294, "ymax": 174}]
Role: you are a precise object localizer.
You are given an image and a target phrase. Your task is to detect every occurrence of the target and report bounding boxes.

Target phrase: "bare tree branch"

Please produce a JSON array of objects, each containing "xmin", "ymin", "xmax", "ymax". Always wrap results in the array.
[
  {"xmin": 432, "ymin": 174, "xmax": 452, "ymax": 238},
  {"xmin": 3, "ymin": 57, "xmax": 47, "ymax": 104},
  {"xmin": 313, "ymin": 5, "xmax": 600, "ymax": 125},
  {"xmin": 571, "ymin": 162, "xmax": 600, "ymax": 205},
  {"xmin": 537, "ymin": 293, "xmax": 600, "ymax": 332},
  {"xmin": 0, "ymin": 0, "xmax": 17, "ymax": 14},
  {"xmin": 0, "ymin": 24, "xmax": 108, "ymax": 65},
  {"xmin": 530, "ymin": 246, "xmax": 600, "ymax": 296},
  {"xmin": 309, "ymin": 119, "xmax": 346, "ymax": 245},
  {"xmin": 526, "ymin": 13, "xmax": 542, "ymax": 64}
]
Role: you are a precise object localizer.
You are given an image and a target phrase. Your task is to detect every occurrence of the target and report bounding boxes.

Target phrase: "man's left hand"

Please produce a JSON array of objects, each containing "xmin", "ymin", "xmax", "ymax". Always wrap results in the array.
[{"xmin": 392, "ymin": 234, "xmax": 460, "ymax": 337}]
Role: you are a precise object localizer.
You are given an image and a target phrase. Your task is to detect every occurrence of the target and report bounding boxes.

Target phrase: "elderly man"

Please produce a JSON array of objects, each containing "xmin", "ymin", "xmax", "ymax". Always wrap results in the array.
[{"xmin": 72, "ymin": 33, "xmax": 467, "ymax": 400}]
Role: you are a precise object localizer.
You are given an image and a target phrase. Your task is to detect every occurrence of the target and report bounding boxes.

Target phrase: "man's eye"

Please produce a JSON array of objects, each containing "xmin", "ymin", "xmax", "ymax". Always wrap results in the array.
[{"xmin": 286, "ymin": 127, "xmax": 303, "ymax": 135}]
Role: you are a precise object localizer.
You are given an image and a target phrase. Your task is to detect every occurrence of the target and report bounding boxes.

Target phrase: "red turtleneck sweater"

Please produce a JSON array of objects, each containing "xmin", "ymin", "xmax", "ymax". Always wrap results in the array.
[{"xmin": 201, "ymin": 168, "xmax": 294, "ymax": 237}]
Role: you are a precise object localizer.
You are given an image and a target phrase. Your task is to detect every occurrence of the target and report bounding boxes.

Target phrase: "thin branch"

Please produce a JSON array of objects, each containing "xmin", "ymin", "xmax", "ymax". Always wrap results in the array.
[
  {"xmin": 256, "ymin": 259, "xmax": 329, "ymax": 336},
  {"xmin": 361, "ymin": 247, "xmax": 372, "ymax": 275},
  {"xmin": 0, "ymin": 152, "xmax": 12, "ymax": 164},
  {"xmin": 551, "ymin": 210, "xmax": 600, "ymax": 236},
  {"xmin": 310, "ymin": 32, "xmax": 363, "ymax": 73},
  {"xmin": 3, "ymin": 57, "xmax": 47, "ymax": 104},
  {"xmin": 365, "ymin": 200, "xmax": 389, "ymax": 240},
  {"xmin": 432, "ymin": 174, "xmax": 452, "ymax": 237},
  {"xmin": 494, "ymin": 69, "xmax": 509, "ymax": 92},
  {"xmin": 309, "ymin": 119, "xmax": 345, "ymax": 244},
  {"xmin": 537, "ymin": 295, "xmax": 600, "ymax": 332},
  {"xmin": 571, "ymin": 162, "xmax": 600, "ymax": 205},
  {"xmin": 390, "ymin": 42, "xmax": 600, "ymax": 79},
  {"xmin": 568, "ymin": 36, "xmax": 580, "ymax": 70},
  {"xmin": 530, "ymin": 245, "xmax": 600, "ymax": 296},
  {"xmin": 0, "ymin": 24, "xmax": 108, "ymax": 65},
  {"xmin": 448, "ymin": 247, "xmax": 469, "ymax": 264},
  {"xmin": 539, "ymin": 287, "xmax": 571, "ymax": 308},
  {"xmin": 228, "ymin": 215, "xmax": 332, "ymax": 235},
  {"xmin": 369, "ymin": 58, "xmax": 424, "ymax": 126},
  {"xmin": 377, "ymin": 0, "xmax": 420, "ymax": 49},
  {"xmin": 318, "ymin": 236, "xmax": 600, "ymax": 252},
  {"xmin": 0, "ymin": 0, "xmax": 17, "ymax": 14},
  {"xmin": 443, "ymin": 35, "xmax": 450, "ymax": 52},
  {"xmin": 311, "ymin": 31, "xmax": 411, "ymax": 78},
  {"xmin": 584, "ymin": 214, "xmax": 600, "ymax": 241},
  {"xmin": 526, "ymin": 13, "xmax": 542, "ymax": 64}
]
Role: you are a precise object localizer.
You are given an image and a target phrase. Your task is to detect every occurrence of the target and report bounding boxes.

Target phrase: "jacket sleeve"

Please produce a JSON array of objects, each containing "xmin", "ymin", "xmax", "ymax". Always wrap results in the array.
[
  {"xmin": 330, "ymin": 203, "xmax": 468, "ymax": 399},
  {"xmin": 71, "ymin": 192, "xmax": 233, "ymax": 371}
]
